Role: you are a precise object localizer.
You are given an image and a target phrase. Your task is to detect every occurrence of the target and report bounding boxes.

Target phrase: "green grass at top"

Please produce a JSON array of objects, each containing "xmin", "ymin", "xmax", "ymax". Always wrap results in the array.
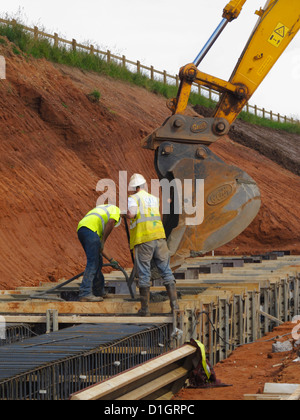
[
  {"xmin": 238, "ymin": 111, "xmax": 300, "ymax": 134},
  {"xmin": 0, "ymin": 21, "xmax": 299, "ymax": 135}
]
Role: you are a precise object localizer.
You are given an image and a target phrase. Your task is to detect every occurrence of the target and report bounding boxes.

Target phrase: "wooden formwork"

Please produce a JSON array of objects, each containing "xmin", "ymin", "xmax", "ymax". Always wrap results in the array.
[{"xmin": 0, "ymin": 254, "xmax": 299, "ymax": 366}]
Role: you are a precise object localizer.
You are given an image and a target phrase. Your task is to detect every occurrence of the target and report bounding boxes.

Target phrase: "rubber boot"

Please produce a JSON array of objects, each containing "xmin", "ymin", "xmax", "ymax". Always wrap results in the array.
[
  {"xmin": 138, "ymin": 287, "xmax": 150, "ymax": 317},
  {"xmin": 165, "ymin": 283, "xmax": 179, "ymax": 313}
]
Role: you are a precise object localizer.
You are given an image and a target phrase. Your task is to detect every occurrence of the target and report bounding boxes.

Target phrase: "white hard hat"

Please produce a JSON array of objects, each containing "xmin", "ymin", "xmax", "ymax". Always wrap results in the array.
[{"xmin": 128, "ymin": 173, "xmax": 147, "ymax": 190}]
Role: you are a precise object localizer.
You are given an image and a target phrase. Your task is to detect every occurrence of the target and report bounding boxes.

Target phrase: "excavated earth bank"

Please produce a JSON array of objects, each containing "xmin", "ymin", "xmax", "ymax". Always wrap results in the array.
[
  {"xmin": 0, "ymin": 38, "xmax": 299, "ymax": 290},
  {"xmin": 0, "ymin": 37, "xmax": 299, "ymax": 401}
]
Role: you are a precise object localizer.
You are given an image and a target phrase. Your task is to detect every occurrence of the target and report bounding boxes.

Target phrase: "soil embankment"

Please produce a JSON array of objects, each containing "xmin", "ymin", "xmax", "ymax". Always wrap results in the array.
[{"xmin": 0, "ymin": 38, "xmax": 299, "ymax": 289}]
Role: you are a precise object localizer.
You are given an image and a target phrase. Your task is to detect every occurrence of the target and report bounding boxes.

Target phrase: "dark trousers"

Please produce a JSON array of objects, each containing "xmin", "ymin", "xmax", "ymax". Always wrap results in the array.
[{"xmin": 77, "ymin": 227, "xmax": 105, "ymax": 298}]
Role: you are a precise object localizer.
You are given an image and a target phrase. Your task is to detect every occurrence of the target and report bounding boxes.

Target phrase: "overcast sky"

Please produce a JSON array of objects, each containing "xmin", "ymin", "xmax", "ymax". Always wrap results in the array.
[{"xmin": 2, "ymin": 0, "xmax": 300, "ymax": 119}]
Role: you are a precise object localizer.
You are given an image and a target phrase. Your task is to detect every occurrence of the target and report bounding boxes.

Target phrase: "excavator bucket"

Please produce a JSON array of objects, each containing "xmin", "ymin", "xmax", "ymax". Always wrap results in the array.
[{"xmin": 153, "ymin": 140, "xmax": 261, "ymax": 269}]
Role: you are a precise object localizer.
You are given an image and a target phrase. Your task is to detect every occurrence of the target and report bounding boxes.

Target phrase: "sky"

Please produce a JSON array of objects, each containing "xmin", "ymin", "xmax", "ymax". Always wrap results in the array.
[{"xmin": 1, "ymin": 0, "xmax": 300, "ymax": 119}]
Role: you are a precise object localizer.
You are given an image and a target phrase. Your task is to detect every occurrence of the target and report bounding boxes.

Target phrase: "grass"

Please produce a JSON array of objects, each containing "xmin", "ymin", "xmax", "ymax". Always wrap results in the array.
[
  {"xmin": 0, "ymin": 21, "xmax": 299, "ymax": 135},
  {"xmin": 237, "ymin": 110, "xmax": 300, "ymax": 134},
  {"xmin": 87, "ymin": 89, "xmax": 101, "ymax": 103}
]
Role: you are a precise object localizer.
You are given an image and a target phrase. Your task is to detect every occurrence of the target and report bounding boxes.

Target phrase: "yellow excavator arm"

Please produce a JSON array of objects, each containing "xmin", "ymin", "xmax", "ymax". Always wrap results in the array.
[
  {"xmin": 215, "ymin": 0, "xmax": 300, "ymax": 124},
  {"xmin": 142, "ymin": 0, "xmax": 300, "ymax": 268},
  {"xmin": 168, "ymin": 0, "xmax": 300, "ymax": 133}
]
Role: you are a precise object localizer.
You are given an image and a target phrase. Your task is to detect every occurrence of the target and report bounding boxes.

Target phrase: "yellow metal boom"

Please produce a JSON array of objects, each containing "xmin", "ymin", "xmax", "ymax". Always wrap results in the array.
[
  {"xmin": 142, "ymin": 0, "xmax": 300, "ymax": 267},
  {"xmin": 171, "ymin": 0, "xmax": 300, "ymax": 131},
  {"xmin": 215, "ymin": 0, "xmax": 300, "ymax": 125}
]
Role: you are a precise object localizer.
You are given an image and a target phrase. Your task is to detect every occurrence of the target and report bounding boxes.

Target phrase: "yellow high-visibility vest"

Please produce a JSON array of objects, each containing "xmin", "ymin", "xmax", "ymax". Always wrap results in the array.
[
  {"xmin": 77, "ymin": 205, "xmax": 120, "ymax": 239},
  {"xmin": 129, "ymin": 190, "xmax": 165, "ymax": 249}
]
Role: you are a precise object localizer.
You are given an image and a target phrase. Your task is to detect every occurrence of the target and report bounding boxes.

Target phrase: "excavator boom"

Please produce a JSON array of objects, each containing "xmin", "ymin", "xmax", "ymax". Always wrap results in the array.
[
  {"xmin": 215, "ymin": 0, "xmax": 300, "ymax": 124},
  {"xmin": 142, "ymin": 0, "xmax": 300, "ymax": 268}
]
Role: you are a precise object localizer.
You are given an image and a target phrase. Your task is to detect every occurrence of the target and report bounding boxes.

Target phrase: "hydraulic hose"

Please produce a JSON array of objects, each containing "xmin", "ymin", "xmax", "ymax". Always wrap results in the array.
[{"xmin": 30, "ymin": 261, "xmax": 135, "ymax": 300}]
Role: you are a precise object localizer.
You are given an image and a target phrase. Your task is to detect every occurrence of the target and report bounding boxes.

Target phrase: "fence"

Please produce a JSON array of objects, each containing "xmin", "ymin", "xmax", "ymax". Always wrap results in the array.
[{"xmin": 0, "ymin": 17, "xmax": 299, "ymax": 125}]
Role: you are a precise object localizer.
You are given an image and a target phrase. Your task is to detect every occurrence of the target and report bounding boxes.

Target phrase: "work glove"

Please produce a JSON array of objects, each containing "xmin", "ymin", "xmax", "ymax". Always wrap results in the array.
[{"xmin": 110, "ymin": 258, "xmax": 119, "ymax": 269}]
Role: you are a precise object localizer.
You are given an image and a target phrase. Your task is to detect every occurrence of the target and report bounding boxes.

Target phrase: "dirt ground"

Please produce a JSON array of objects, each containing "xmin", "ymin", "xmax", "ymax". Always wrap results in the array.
[
  {"xmin": 174, "ymin": 322, "xmax": 300, "ymax": 400},
  {"xmin": 0, "ymin": 37, "xmax": 299, "ymax": 292}
]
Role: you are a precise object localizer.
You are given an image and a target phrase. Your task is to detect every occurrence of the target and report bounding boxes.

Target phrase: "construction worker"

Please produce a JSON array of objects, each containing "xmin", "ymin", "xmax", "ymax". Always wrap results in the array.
[
  {"xmin": 126, "ymin": 174, "xmax": 179, "ymax": 316},
  {"xmin": 77, "ymin": 204, "xmax": 121, "ymax": 302}
]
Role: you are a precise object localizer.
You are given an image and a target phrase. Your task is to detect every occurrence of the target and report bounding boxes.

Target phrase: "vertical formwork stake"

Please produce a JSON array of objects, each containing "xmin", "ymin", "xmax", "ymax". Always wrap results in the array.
[{"xmin": 46, "ymin": 309, "xmax": 59, "ymax": 334}]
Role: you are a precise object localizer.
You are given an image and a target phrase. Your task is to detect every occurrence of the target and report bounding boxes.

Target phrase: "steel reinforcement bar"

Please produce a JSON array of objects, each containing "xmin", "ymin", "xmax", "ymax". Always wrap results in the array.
[
  {"xmin": 0, "ymin": 323, "xmax": 34, "ymax": 347},
  {"xmin": 0, "ymin": 323, "xmax": 171, "ymax": 400}
]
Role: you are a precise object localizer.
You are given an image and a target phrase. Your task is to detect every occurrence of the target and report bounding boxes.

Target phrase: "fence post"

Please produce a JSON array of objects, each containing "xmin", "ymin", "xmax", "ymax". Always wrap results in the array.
[
  {"xmin": 122, "ymin": 55, "xmax": 126, "ymax": 68},
  {"xmin": 150, "ymin": 66, "xmax": 154, "ymax": 80},
  {"xmin": 72, "ymin": 39, "xmax": 77, "ymax": 51},
  {"xmin": 34, "ymin": 26, "xmax": 39, "ymax": 41},
  {"xmin": 270, "ymin": 110, "xmax": 273, "ymax": 121},
  {"xmin": 163, "ymin": 70, "xmax": 167, "ymax": 84},
  {"xmin": 107, "ymin": 50, "xmax": 111, "ymax": 64},
  {"xmin": 137, "ymin": 60, "xmax": 140, "ymax": 74},
  {"xmin": 54, "ymin": 33, "xmax": 58, "ymax": 48},
  {"xmin": 176, "ymin": 74, "xmax": 179, "ymax": 88},
  {"xmin": 90, "ymin": 45, "xmax": 94, "ymax": 55}
]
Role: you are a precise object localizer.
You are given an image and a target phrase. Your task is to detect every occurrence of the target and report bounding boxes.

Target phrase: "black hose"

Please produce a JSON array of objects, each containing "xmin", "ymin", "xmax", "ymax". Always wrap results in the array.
[
  {"xmin": 30, "ymin": 271, "xmax": 85, "ymax": 298},
  {"xmin": 30, "ymin": 262, "xmax": 135, "ymax": 300}
]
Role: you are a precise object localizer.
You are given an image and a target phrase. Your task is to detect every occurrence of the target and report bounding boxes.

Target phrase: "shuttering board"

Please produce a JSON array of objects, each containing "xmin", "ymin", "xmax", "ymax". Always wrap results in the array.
[
  {"xmin": 0, "ymin": 255, "xmax": 299, "ymax": 367},
  {"xmin": 70, "ymin": 344, "xmax": 197, "ymax": 401}
]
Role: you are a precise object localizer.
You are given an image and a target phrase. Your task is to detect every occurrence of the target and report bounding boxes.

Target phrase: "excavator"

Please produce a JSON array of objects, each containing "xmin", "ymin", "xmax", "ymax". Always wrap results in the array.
[{"xmin": 142, "ymin": 0, "xmax": 300, "ymax": 269}]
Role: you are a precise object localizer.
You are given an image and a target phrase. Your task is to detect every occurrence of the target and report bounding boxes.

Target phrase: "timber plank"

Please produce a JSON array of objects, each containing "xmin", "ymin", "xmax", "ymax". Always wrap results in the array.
[
  {"xmin": 70, "ymin": 344, "xmax": 196, "ymax": 401},
  {"xmin": 117, "ymin": 366, "xmax": 188, "ymax": 400},
  {"xmin": 0, "ymin": 297, "xmax": 208, "ymax": 314},
  {"xmin": 2, "ymin": 315, "xmax": 173, "ymax": 324}
]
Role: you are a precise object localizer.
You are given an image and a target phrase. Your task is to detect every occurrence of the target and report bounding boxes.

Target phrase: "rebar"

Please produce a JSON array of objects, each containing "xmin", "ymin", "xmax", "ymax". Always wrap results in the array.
[
  {"xmin": 0, "ymin": 324, "xmax": 34, "ymax": 347},
  {"xmin": 0, "ymin": 323, "xmax": 171, "ymax": 400}
]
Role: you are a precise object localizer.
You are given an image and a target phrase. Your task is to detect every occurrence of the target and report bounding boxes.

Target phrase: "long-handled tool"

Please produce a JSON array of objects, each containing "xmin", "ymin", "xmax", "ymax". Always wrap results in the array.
[
  {"xmin": 30, "ymin": 253, "xmax": 135, "ymax": 300},
  {"xmin": 30, "ymin": 271, "xmax": 85, "ymax": 300},
  {"xmin": 123, "ymin": 216, "xmax": 137, "ymax": 298}
]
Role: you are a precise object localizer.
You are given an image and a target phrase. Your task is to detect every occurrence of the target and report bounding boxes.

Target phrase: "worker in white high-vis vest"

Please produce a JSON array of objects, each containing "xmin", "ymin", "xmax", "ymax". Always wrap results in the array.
[{"xmin": 126, "ymin": 174, "xmax": 179, "ymax": 316}]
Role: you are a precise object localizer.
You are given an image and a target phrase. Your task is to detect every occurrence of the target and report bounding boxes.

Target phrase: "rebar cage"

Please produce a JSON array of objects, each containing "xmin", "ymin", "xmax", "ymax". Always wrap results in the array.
[
  {"xmin": 0, "ymin": 323, "xmax": 171, "ymax": 400},
  {"xmin": 0, "ymin": 324, "xmax": 34, "ymax": 347}
]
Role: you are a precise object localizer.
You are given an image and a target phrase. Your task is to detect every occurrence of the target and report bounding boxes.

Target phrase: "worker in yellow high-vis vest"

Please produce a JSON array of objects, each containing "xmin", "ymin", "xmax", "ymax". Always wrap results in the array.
[
  {"xmin": 77, "ymin": 204, "xmax": 121, "ymax": 302},
  {"xmin": 126, "ymin": 174, "xmax": 179, "ymax": 316}
]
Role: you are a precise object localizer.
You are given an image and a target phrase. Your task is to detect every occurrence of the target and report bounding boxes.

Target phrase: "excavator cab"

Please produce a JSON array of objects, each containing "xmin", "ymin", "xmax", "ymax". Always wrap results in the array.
[{"xmin": 142, "ymin": 0, "xmax": 300, "ymax": 268}]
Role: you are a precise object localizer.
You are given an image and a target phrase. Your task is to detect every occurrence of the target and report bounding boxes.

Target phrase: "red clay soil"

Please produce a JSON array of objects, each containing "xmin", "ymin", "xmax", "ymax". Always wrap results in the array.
[
  {"xmin": 0, "ymin": 38, "xmax": 299, "ymax": 290},
  {"xmin": 174, "ymin": 322, "xmax": 300, "ymax": 400}
]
